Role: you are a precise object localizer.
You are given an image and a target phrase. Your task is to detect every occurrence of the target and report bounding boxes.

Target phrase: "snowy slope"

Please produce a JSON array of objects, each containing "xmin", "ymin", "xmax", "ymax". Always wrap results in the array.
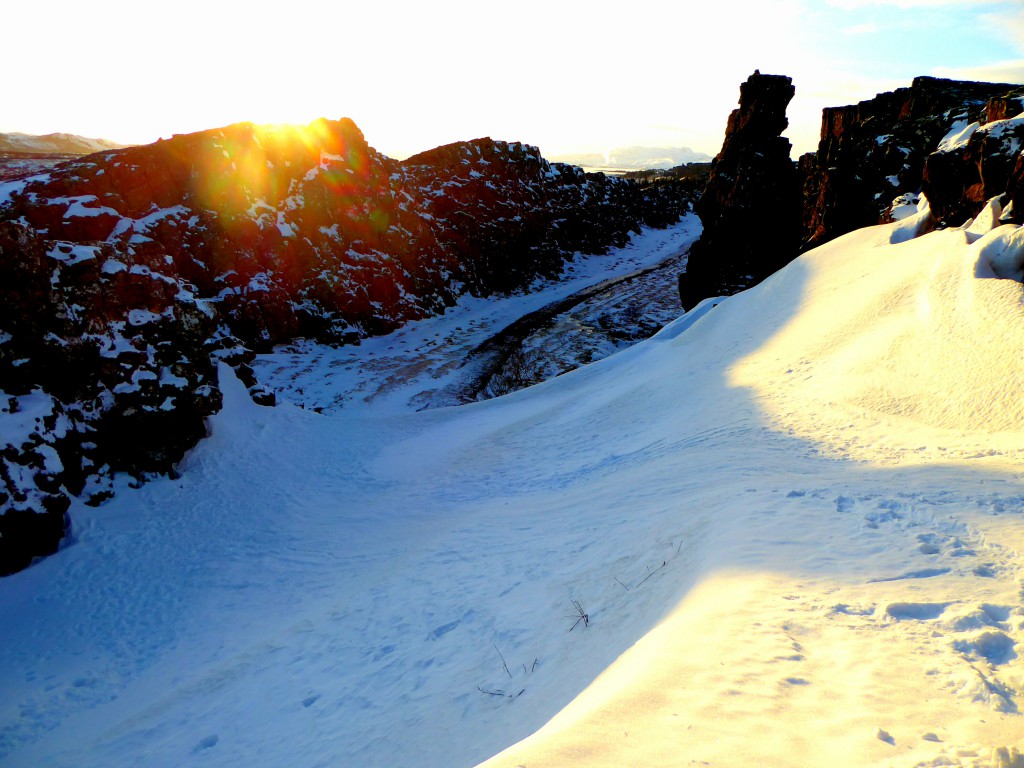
[{"xmin": 1, "ymin": 203, "xmax": 1023, "ymax": 768}]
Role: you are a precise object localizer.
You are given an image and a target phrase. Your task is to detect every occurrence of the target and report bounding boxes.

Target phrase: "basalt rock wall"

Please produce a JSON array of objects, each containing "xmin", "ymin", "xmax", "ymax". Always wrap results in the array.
[
  {"xmin": 678, "ymin": 72, "xmax": 802, "ymax": 310},
  {"xmin": 922, "ymin": 92, "xmax": 1024, "ymax": 226},
  {"xmin": 679, "ymin": 73, "xmax": 1024, "ymax": 324},
  {"xmin": 801, "ymin": 76, "xmax": 1023, "ymax": 250}
]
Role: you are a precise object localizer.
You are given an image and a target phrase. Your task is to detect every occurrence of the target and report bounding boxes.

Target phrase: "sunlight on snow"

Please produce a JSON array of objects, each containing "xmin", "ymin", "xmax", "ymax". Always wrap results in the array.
[{"xmin": 726, "ymin": 216, "xmax": 1024, "ymax": 467}]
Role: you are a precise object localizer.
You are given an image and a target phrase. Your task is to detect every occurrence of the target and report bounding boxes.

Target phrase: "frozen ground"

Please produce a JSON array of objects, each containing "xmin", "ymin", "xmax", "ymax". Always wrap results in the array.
[
  {"xmin": 253, "ymin": 216, "xmax": 701, "ymax": 413},
  {"xmin": 1, "ymin": 204, "xmax": 1023, "ymax": 768},
  {"xmin": 476, "ymin": 244, "xmax": 690, "ymax": 397}
]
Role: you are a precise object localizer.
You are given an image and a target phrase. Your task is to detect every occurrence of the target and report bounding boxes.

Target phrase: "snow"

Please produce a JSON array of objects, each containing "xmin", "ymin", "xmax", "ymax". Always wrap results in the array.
[
  {"xmin": 981, "ymin": 112, "xmax": 1024, "ymax": 157},
  {"xmin": 255, "ymin": 218, "xmax": 702, "ymax": 413},
  {"xmin": 276, "ymin": 212, "xmax": 295, "ymax": 238},
  {"xmin": 937, "ymin": 109, "xmax": 1024, "ymax": 156},
  {"xmin": 0, "ymin": 175, "xmax": 49, "ymax": 208},
  {"xmin": 888, "ymin": 192, "xmax": 920, "ymax": 222},
  {"xmin": 889, "ymin": 192, "xmax": 934, "ymax": 244},
  {"xmin": 0, "ymin": 390, "xmax": 59, "ymax": 449},
  {"xmin": 127, "ymin": 309, "xmax": 164, "ymax": 326},
  {"xmin": 159, "ymin": 367, "xmax": 189, "ymax": 389},
  {"xmin": 974, "ymin": 224, "xmax": 1024, "ymax": 281},
  {"xmin": 51, "ymin": 195, "xmax": 120, "ymax": 219},
  {"xmin": 130, "ymin": 205, "xmax": 190, "ymax": 232},
  {"xmin": 2, "ymin": 212, "xmax": 1024, "ymax": 768},
  {"xmin": 938, "ymin": 119, "xmax": 978, "ymax": 152},
  {"xmin": 47, "ymin": 243, "xmax": 100, "ymax": 266}
]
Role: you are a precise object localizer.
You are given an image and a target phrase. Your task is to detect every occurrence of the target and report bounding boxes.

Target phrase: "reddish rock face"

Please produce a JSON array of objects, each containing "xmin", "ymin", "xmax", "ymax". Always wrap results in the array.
[
  {"xmin": 800, "ymin": 77, "xmax": 1022, "ymax": 250},
  {"xmin": 983, "ymin": 97, "xmax": 1022, "ymax": 125},
  {"xmin": 0, "ymin": 118, "xmax": 696, "ymax": 575},
  {"xmin": 679, "ymin": 72, "xmax": 802, "ymax": 310},
  {"xmin": 923, "ymin": 94, "xmax": 1024, "ymax": 227}
]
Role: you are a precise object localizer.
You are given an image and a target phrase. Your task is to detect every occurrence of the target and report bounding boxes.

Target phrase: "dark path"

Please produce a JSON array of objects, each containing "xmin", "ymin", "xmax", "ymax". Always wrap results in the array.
[{"xmin": 449, "ymin": 244, "xmax": 691, "ymax": 403}]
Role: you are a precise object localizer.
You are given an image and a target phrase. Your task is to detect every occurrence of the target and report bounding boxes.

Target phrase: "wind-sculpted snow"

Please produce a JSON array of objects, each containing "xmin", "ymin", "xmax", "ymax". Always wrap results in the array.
[
  {"xmin": 0, "ymin": 119, "xmax": 694, "ymax": 574},
  {"xmin": 1, "ymin": 196, "xmax": 1023, "ymax": 767}
]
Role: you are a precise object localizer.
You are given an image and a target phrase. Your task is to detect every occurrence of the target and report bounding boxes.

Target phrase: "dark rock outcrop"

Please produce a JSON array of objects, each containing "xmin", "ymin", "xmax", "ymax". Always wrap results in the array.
[
  {"xmin": 679, "ymin": 72, "xmax": 802, "ymax": 310},
  {"xmin": 800, "ymin": 77, "xmax": 1022, "ymax": 249},
  {"xmin": 1009, "ymin": 151, "xmax": 1024, "ymax": 218},
  {"xmin": 0, "ymin": 118, "xmax": 695, "ymax": 575},
  {"xmin": 922, "ymin": 93, "xmax": 1024, "ymax": 226}
]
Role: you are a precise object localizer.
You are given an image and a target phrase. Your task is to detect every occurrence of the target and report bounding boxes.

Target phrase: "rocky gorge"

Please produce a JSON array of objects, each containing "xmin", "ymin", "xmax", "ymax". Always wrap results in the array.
[
  {"xmin": 3, "ymin": 69, "xmax": 1024, "ymax": 577},
  {"xmin": 0, "ymin": 120, "xmax": 695, "ymax": 575}
]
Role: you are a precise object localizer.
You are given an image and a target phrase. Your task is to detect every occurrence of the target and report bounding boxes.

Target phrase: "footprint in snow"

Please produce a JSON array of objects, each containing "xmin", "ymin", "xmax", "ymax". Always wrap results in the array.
[
  {"xmin": 953, "ymin": 631, "xmax": 1018, "ymax": 666},
  {"xmin": 191, "ymin": 735, "xmax": 219, "ymax": 753},
  {"xmin": 832, "ymin": 603, "xmax": 874, "ymax": 616},
  {"xmin": 834, "ymin": 495, "xmax": 855, "ymax": 513}
]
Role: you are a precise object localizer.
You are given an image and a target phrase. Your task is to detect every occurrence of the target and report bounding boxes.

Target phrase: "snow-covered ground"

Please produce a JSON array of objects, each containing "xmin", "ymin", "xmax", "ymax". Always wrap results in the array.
[
  {"xmin": 254, "ymin": 216, "xmax": 701, "ymax": 413},
  {"xmin": 2, "ymin": 205, "xmax": 1024, "ymax": 768}
]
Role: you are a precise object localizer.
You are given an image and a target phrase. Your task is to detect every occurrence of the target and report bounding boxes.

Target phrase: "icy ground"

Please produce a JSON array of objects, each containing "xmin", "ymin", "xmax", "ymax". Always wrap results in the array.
[
  {"xmin": 2, "ymin": 206, "xmax": 1024, "ymax": 768},
  {"xmin": 253, "ymin": 217, "xmax": 701, "ymax": 413}
]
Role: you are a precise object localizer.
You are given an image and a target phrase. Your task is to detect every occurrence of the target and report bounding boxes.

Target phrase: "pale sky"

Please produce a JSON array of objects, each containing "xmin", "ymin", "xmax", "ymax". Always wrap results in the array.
[{"xmin": 3, "ymin": 0, "xmax": 1023, "ymax": 160}]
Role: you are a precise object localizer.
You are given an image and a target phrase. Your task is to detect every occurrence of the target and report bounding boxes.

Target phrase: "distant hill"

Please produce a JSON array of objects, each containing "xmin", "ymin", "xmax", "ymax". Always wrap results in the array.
[
  {"xmin": 0, "ymin": 132, "xmax": 129, "ymax": 155},
  {"xmin": 550, "ymin": 146, "xmax": 712, "ymax": 172}
]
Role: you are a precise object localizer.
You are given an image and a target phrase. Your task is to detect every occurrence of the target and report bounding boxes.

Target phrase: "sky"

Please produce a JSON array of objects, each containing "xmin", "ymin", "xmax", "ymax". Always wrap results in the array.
[{"xmin": 3, "ymin": 0, "xmax": 1023, "ymax": 160}]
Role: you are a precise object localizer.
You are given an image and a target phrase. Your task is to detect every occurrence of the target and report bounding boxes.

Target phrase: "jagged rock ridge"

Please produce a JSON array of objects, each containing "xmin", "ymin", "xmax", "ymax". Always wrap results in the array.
[
  {"xmin": 679, "ymin": 73, "xmax": 1023, "ymax": 313},
  {"xmin": 0, "ymin": 118, "xmax": 694, "ymax": 575},
  {"xmin": 801, "ymin": 76, "xmax": 1023, "ymax": 250},
  {"xmin": 923, "ymin": 93, "xmax": 1024, "ymax": 226},
  {"xmin": 678, "ymin": 72, "xmax": 801, "ymax": 310}
]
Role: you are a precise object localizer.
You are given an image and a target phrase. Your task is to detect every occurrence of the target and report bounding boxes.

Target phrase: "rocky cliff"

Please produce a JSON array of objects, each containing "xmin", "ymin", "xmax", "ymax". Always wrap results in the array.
[
  {"xmin": 680, "ymin": 75, "xmax": 1024, "ymax": 313},
  {"xmin": 801, "ymin": 76, "xmax": 1023, "ymax": 249},
  {"xmin": 923, "ymin": 94, "xmax": 1024, "ymax": 226},
  {"xmin": 678, "ymin": 72, "xmax": 801, "ymax": 310},
  {"xmin": 0, "ymin": 119, "xmax": 694, "ymax": 575}
]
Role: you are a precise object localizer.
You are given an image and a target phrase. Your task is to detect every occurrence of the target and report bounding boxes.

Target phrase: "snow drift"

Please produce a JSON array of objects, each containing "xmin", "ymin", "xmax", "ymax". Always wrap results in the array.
[{"xmin": 1, "ymin": 206, "xmax": 1023, "ymax": 768}]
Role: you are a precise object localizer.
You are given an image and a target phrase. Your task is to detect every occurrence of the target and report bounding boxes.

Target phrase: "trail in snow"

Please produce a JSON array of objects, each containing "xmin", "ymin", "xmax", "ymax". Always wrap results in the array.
[{"xmin": 0, "ymin": 209, "xmax": 1023, "ymax": 768}]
